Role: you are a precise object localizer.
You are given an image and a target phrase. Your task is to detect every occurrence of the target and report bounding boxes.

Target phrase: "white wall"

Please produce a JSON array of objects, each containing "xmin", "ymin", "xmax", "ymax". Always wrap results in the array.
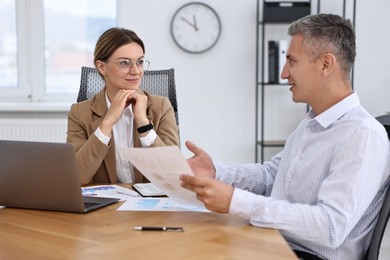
[
  {"xmin": 118, "ymin": 0, "xmax": 257, "ymax": 162},
  {"xmin": 116, "ymin": 0, "xmax": 390, "ymax": 163},
  {"xmin": 354, "ymin": 0, "xmax": 390, "ymax": 116},
  {"xmin": 319, "ymin": 0, "xmax": 390, "ymax": 116}
]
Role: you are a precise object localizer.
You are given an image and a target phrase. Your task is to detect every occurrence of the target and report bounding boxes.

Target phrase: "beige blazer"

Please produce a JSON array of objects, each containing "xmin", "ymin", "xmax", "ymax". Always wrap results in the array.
[{"xmin": 67, "ymin": 88, "xmax": 179, "ymax": 185}]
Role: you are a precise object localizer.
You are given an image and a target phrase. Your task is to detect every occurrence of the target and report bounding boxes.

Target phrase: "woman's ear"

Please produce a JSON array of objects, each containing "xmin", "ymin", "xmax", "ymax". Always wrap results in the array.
[{"xmin": 95, "ymin": 60, "xmax": 106, "ymax": 76}]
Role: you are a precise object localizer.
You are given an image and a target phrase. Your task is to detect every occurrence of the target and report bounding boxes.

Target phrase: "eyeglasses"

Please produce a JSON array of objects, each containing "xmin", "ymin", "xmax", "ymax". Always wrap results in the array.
[{"xmin": 107, "ymin": 58, "xmax": 150, "ymax": 73}]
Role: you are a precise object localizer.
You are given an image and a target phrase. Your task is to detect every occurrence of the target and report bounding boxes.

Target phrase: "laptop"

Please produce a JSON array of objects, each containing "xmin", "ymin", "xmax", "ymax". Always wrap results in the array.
[{"xmin": 0, "ymin": 140, "xmax": 120, "ymax": 213}]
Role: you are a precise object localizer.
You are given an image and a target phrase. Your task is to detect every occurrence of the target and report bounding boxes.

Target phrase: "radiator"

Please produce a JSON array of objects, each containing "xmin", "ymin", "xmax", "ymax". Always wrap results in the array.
[{"xmin": 0, "ymin": 119, "xmax": 68, "ymax": 143}]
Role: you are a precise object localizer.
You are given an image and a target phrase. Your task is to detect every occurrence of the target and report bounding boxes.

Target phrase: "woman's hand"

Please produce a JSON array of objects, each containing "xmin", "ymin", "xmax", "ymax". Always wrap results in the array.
[
  {"xmin": 100, "ymin": 89, "xmax": 136, "ymax": 136},
  {"xmin": 130, "ymin": 90, "xmax": 149, "ymax": 127}
]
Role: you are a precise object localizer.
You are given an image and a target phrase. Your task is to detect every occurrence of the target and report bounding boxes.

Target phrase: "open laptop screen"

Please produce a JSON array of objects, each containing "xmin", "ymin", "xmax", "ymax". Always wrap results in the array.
[{"xmin": 0, "ymin": 140, "xmax": 118, "ymax": 213}]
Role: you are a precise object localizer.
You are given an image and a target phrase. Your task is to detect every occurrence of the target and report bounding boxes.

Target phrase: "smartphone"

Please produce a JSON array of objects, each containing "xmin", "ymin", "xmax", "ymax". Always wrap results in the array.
[{"xmin": 132, "ymin": 183, "xmax": 166, "ymax": 197}]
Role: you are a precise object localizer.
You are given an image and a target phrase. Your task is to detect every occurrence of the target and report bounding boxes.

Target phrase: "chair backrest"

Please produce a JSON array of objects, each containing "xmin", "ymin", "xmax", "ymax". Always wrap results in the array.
[
  {"xmin": 376, "ymin": 114, "xmax": 390, "ymax": 140},
  {"xmin": 77, "ymin": 66, "xmax": 179, "ymax": 126},
  {"xmin": 364, "ymin": 114, "xmax": 390, "ymax": 260}
]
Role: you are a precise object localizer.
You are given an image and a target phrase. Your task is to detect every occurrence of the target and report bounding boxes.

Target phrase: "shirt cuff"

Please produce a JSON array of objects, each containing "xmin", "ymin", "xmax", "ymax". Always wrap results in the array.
[
  {"xmin": 214, "ymin": 161, "xmax": 225, "ymax": 180},
  {"xmin": 140, "ymin": 129, "xmax": 157, "ymax": 147},
  {"xmin": 229, "ymin": 188, "xmax": 256, "ymax": 221},
  {"xmin": 94, "ymin": 127, "xmax": 111, "ymax": 145}
]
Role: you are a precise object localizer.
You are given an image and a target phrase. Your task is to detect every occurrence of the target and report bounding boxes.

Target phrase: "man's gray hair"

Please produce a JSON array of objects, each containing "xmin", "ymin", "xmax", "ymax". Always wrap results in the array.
[{"xmin": 288, "ymin": 13, "xmax": 356, "ymax": 80}]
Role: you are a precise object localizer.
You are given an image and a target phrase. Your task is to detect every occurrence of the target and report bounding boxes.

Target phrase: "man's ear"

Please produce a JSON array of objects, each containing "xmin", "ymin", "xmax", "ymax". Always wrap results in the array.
[{"xmin": 322, "ymin": 52, "xmax": 336, "ymax": 76}]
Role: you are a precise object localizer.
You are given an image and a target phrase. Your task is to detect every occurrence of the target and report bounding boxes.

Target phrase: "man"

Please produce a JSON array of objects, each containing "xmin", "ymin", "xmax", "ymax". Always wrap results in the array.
[{"xmin": 180, "ymin": 13, "xmax": 390, "ymax": 260}]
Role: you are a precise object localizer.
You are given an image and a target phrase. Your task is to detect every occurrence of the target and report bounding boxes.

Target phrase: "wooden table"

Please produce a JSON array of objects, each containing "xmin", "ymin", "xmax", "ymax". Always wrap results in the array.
[{"xmin": 0, "ymin": 195, "xmax": 297, "ymax": 259}]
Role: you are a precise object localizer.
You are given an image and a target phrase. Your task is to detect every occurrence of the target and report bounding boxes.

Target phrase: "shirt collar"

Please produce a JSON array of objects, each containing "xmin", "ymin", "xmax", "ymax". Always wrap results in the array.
[{"xmin": 307, "ymin": 92, "xmax": 360, "ymax": 128}]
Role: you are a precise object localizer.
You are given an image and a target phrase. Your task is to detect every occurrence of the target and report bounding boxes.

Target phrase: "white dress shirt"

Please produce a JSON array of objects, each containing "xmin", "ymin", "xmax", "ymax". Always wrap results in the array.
[
  {"xmin": 215, "ymin": 92, "xmax": 390, "ymax": 259},
  {"xmin": 94, "ymin": 92, "xmax": 157, "ymax": 183}
]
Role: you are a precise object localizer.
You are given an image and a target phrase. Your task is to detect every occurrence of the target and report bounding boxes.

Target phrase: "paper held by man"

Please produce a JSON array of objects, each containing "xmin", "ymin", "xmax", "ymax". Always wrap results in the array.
[{"xmin": 122, "ymin": 146, "xmax": 204, "ymax": 208}]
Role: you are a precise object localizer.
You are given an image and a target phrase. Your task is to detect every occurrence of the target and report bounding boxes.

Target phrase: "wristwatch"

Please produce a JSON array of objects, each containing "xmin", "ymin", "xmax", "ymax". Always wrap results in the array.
[{"xmin": 137, "ymin": 122, "xmax": 153, "ymax": 134}]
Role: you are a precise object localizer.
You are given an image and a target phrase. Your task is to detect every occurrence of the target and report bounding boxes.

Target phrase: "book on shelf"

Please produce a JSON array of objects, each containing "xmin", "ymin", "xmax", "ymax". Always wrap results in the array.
[
  {"xmin": 268, "ymin": 40, "xmax": 279, "ymax": 84},
  {"xmin": 278, "ymin": 40, "xmax": 288, "ymax": 84},
  {"xmin": 268, "ymin": 39, "xmax": 288, "ymax": 84}
]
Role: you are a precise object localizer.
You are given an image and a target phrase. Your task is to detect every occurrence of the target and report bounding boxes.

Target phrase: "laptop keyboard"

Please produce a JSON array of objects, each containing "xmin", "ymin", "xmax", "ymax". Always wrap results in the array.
[{"xmin": 84, "ymin": 201, "xmax": 100, "ymax": 209}]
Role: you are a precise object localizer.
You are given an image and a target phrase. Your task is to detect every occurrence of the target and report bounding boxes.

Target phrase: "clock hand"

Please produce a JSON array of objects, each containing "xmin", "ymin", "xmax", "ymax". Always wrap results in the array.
[
  {"xmin": 193, "ymin": 14, "xmax": 198, "ymax": 31},
  {"xmin": 180, "ymin": 16, "xmax": 198, "ymax": 31}
]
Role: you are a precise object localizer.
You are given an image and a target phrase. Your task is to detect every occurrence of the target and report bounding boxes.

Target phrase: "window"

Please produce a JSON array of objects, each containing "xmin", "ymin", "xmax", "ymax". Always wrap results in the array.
[
  {"xmin": 0, "ymin": 0, "xmax": 116, "ymax": 102},
  {"xmin": 0, "ymin": 0, "xmax": 17, "ymax": 90}
]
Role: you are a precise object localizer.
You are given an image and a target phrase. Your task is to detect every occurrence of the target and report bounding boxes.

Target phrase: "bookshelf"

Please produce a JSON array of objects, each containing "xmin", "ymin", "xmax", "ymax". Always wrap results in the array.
[{"xmin": 255, "ymin": 0, "xmax": 356, "ymax": 162}]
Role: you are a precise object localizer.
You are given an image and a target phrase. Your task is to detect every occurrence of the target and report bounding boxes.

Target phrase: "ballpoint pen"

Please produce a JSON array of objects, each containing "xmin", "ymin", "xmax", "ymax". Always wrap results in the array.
[{"xmin": 133, "ymin": 226, "xmax": 184, "ymax": 232}]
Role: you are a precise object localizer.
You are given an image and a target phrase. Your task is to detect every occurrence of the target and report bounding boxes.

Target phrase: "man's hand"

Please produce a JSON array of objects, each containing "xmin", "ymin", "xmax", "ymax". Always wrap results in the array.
[
  {"xmin": 185, "ymin": 140, "xmax": 216, "ymax": 178},
  {"xmin": 182, "ymin": 140, "xmax": 233, "ymax": 213},
  {"xmin": 180, "ymin": 175, "xmax": 233, "ymax": 213}
]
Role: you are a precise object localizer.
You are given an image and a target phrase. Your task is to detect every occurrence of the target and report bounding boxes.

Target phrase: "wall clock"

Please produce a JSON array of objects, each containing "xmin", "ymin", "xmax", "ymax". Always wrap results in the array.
[{"xmin": 170, "ymin": 2, "xmax": 222, "ymax": 54}]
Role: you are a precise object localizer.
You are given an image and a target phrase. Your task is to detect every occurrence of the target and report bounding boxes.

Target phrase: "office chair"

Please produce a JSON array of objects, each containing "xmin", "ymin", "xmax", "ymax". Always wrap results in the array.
[
  {"xmin": 376, "ymin": 114, "xmax": 390, "ymax": 141},
  {"xmin": 77, "ymin": 66, "xmax": 179, "ymax": 126},
  {"xmin": 364, "ymin": 114, "xmax": 390, "ymax": 260}
]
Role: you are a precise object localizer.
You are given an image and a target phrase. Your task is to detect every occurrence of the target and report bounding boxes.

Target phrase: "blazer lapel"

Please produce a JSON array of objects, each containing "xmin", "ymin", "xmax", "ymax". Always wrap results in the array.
[
  {"xmin": 133, "ymin": 90, "xmax": 152, "ymax": 183},
  {"xmin": 90, "ymin": 88, "xmax": 118, "ymax": 183},
  {"xmin": 105, "ymin": 139, "xmax": 117, "ymax": 183}
]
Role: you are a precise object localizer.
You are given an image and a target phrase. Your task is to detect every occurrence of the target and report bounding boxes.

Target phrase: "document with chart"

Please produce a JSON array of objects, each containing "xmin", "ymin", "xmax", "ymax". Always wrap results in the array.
[
  {"xmin": 117, "ymin": 197, "xmax": 208, "ymax": 212},
  {"xmin": 122, "ymin": 146, "xmax": 205, "ymax": 208}
]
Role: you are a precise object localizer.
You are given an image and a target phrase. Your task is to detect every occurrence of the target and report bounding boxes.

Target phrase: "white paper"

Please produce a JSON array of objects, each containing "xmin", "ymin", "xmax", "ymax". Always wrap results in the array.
[
  {"xmin": 117, "ymin": 197, "xmax": 208, "ymax": 212},
  {"xmin": 122, "ymin": 146, "xmax": 205, "ymax": 208}
]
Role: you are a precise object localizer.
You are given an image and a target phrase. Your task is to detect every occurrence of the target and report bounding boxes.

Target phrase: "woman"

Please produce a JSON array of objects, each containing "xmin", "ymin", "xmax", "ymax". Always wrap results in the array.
[{"xmin": 67, "ymin": 27, "xmax": 179, "ymax": 185}]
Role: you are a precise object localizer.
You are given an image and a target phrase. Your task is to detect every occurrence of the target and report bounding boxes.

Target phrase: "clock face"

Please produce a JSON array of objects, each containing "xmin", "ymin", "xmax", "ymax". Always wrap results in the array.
[{"xmin": 170, "ymin": 2, "xmax": 222, "ymax": 54}]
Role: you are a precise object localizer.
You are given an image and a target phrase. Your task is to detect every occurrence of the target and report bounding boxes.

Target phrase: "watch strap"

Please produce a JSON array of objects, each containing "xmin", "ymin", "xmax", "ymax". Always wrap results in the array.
[{"xmin": 137, "ymin": 123, "xmax": 153, "ymax": 134}]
